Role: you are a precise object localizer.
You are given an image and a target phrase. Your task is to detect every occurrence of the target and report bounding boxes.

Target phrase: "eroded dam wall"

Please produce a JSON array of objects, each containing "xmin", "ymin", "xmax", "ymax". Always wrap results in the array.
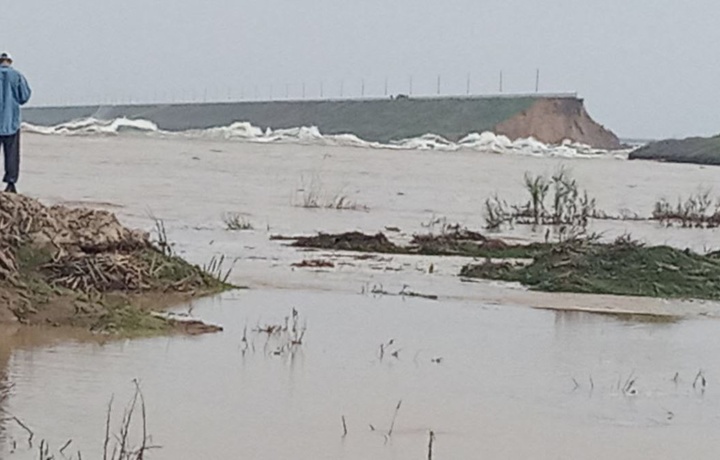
[{"xmin": 23, "ymin": 95, "xmax": 621, "ymax": 149}]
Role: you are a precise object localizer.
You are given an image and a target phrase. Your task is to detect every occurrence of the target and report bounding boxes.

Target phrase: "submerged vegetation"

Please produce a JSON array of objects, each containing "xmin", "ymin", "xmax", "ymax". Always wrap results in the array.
[
  {"xmin": 484, "ymin": 169, "xmax": 598, "ymax": 232},
  {"xmin": 460, "ymin": 235, "xmax": 720, "ymax": 300},
  {"xmin": 652, "ymin": 190, "xmax": 720, "ymax": 228},
  {"xmin": 282, "ymin": 168, "xmax": 720, "ymax": 302},
  {"xmin": 223, "ymin": 212, "xmax": 254, "ymax": 231},
  {"xmin": 294, "ymin": 174, "xmax": 368, "ymax": 211}
]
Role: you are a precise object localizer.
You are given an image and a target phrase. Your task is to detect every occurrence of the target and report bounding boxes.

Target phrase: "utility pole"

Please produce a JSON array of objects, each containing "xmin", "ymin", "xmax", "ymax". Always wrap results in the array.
[
  {"xmin": 466, "ymin": 73, "xmax": 471, "ymax": 95},
  {"xmin": 437, "ymin": 75, "xmax": 441, "ymax": 95},
  {"xmin": 499, "ymin": 71, "xmax": 503, "ymax": 93},
  {"xmin": 384, "ymin": 77, "xmax": 388, "ymax": 96},
  {"xmin": 340, "ymin": 80, "xmax": 344, "ymax": 98},
  {"xmin": 535, "ymin": 69, "xmax": 540, "ymax": 93},
  {"xmin": 302, "ymin": 81, "xmax": 306, "ymax": 99},
  {"xmin": 361, "ymin": 78, "xmax": 365, "ymax": 98},
  {"xmin": 320, "ymin": 81, "xmax": 324, "ymax": 98},
  {"xmin": 409, "ymin": 76, "xmax": 413, "ymax": 95}
]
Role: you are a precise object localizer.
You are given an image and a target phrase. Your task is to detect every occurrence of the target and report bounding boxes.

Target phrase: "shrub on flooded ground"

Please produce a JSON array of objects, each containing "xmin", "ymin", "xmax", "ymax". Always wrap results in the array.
[
  {"xmin": 652, "ymin": 190, "xmax": 720, "ymax": 228},
  {"xmin": 484, "ymin": 169, "xmax": 598, "ymax": 231},
  {"xmin": 222, "ymin": 212, "xmax": 254, "ymax": 231},
  {"xmin": 460, "ymin": 235, "xmax": 720, "ymax": 300},
  {"xmin": 293, "ymin": 174, "xmax": 368, "ymax": 211}
]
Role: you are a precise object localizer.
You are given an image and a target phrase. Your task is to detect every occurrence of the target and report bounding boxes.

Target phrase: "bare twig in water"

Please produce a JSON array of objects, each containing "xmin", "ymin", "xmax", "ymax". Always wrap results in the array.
[
  {"xmin": 341, "ymin": 416, "xmax": 348, "ymax": 437},
  {"xmin": 104, "ymin": 381, "xmax": 157, "ymax": 460},
  {"xmin": 622, "ymin": 370, "xmax": 636, "ymax": 395},
  {"xmin": 0, "ymin": 410, "xmax": 36, "ymax": 447},
  {"xmin": 368, "ymin": 284, "xmax": 438, "ymax": 301},
  {"xmin": 4, "ymin": 382, "xmax": 155, "ymax": 460},
  {"xmin": 250, "ymin": 309, "xmax": 307, "ymax": 358},
  {"xmin": 693, "ymin": 370, "xmax": 707, "ymax": 390},
  {"xmin": 572, "ymin": 378, "xmax": 580, "ymax": 391},
  {"xmin": 150, "ymin": 216, "xmax": 173, "ymax": 257},
  {"xmin": 59, "ymin": 439, "xmax": 73, "ymax": 455},
  {"xmin": 136, "ymin": 379, "xmax": 148, "ymax": 460},
  {"xmin": 387, "ymin": 400, "xmax": 403, "ymax": 437},
  {"xmin": 103, "ymin": 396, "xmax": 114, "ymax": 460},
  {"xmin": 378, "ymin": 339, "xmax": 394, "ymax": 361},
  {"xmin": 428, "ymin": 430, "xmax": 436, "ymax": 460},
  {"xmin": 39, "ymin": 439, "xmax": 50, "ymax": 460}
]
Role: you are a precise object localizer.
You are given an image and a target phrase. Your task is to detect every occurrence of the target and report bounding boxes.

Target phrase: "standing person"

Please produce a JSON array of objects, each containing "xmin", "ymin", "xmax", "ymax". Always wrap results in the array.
[{"xmin": 0, "ymin": 52, "xmax": 31, "ymax": 193}]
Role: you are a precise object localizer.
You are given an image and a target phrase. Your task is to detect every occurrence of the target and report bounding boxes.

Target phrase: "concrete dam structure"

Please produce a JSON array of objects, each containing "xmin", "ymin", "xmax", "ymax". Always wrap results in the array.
[{"xmin": 23, "ymin": 94, "xmax": 621, "ymax": 149}]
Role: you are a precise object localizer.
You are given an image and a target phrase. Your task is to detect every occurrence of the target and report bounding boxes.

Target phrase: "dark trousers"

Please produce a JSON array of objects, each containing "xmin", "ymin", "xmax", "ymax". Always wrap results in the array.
[{"xmin": 0, "ymin": 131, "xmax": 20, "ymax": 184}]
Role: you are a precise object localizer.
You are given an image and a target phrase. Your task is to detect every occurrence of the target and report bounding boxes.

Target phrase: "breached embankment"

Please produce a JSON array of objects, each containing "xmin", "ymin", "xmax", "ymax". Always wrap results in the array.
[
  {"xmin": 0, "ymin": 193, "xmax": 230, "ymax": 335},
  {"xmin": 23, "ymin": 95, "xmax": 622, "ymax": 149}
]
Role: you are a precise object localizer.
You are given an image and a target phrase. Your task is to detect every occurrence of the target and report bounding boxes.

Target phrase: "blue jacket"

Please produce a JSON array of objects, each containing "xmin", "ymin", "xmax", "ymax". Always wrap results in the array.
[{"xmin": 0, "ymin": 64, "xmax": 32, "ymax": 136}]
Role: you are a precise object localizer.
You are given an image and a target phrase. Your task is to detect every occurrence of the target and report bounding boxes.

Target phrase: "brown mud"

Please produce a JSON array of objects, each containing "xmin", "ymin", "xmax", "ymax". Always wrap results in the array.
[
  {"xmin": 495, "ymin": 98, "xmax": 622, "ymax": 150},
  {"xmin": 0, "ymin": 193, "xmax": 229, "ymax": 335},
  {"xmin": 287, "ymin": 229, "xmax": 550, "ymax": 259}
]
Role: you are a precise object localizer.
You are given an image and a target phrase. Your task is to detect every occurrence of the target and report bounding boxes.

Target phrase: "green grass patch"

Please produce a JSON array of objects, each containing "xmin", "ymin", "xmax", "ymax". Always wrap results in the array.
[
  {"xmin": 461, "ymin": 240, "xmax": 720, "ymax": 300},
  {"xmin": 15, "ymin": 244, "xmax": 54, "ymax": 272},
  {"xmin": 94, "ymin": 301, "xmax": 169, "ymax": 337}
]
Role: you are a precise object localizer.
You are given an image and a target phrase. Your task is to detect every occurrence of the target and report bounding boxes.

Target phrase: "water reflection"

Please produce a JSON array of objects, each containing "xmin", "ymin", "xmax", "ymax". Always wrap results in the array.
[
  {"xmin": 1, "ymin": 338, "xmax": 9, "ymax": 448},
  {"xmin": 2, "ymin": 291, "xmax": 720, "ymax": 459}
]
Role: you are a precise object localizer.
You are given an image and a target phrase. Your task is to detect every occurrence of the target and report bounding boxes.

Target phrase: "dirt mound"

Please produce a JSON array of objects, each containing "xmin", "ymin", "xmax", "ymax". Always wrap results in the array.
[
  {"xmin": 494, "ymin": 98, "xmax": 622, "ymax": 150},
  {"xmin": 0, "ymin": 193, "xmax": 228, "ymax": 334},
  {"xmin": 0, "ymin": 194, "xmax": 148, "ymax": 279},
  {"xmin": 292, "ymin": 232, "xmax": 399, "ymax": 253},
  {"xmin": 410, "ymin": 228, "xmax": 509, "ymax": 255},
  {"xmin": 289, "ymin": 229, "xmax": 542, "ymax": 259}
]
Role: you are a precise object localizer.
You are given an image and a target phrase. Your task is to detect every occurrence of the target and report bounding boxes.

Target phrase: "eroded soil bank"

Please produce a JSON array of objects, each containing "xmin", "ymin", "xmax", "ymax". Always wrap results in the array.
[{"xmin": 0, "ymin": 193, "xmax": 229, "ymax": 335}]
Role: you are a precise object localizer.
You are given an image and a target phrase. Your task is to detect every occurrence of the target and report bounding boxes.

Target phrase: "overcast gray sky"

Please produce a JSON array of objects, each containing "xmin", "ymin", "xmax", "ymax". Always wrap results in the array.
[{"xmin": 2, "ymin": 0, "xmax": 719, "ymax": 139}]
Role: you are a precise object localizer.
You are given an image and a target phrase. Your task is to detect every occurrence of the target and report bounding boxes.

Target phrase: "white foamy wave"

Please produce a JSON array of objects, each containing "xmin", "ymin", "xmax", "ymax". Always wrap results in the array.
[
  {"xmin": 24, "ymin": 117, "xmax": 159, "ymax": 136},
  {"xmin": 23, "ymin": 117, "xmax": 631, "ymax": 158}
]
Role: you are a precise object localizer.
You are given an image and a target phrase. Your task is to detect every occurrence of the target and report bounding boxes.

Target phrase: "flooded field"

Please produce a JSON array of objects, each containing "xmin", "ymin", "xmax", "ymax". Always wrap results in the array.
[{"xmin": 3, "ymin": 133, "xmax": 720, "ymax": 459}]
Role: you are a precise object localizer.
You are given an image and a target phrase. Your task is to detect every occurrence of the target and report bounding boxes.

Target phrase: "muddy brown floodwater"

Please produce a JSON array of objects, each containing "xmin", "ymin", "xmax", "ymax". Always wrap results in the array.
[{"xmin": 3, "ymin": 133, "xmax": 720, "ymax": 459}]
